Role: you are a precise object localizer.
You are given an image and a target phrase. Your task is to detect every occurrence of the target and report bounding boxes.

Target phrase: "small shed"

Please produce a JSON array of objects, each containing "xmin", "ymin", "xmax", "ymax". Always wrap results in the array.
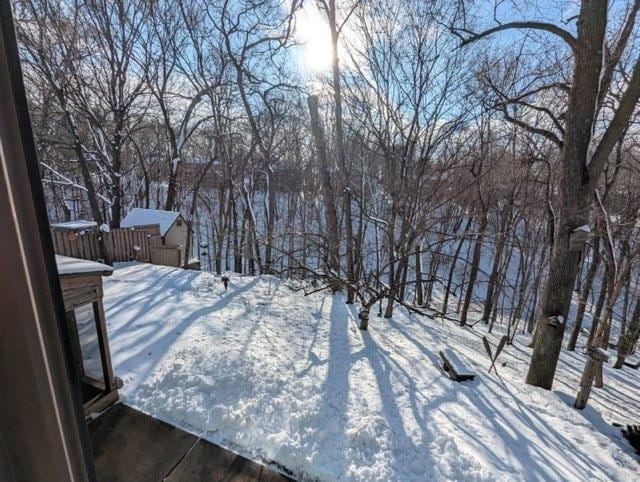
[
  {"xmin": 56, "ymin": 255, "xmax": 120, "ymax": 416},
  {"xmin": 121, "ymin": 208, "xmax": 188, "ymax": 265}
]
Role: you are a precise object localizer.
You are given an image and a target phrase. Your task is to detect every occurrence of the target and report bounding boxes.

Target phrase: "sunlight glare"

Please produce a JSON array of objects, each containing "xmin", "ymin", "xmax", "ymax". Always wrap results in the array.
[{"xmin": 296, "ymin": 5, "xmax": 333, "ymax": 73}]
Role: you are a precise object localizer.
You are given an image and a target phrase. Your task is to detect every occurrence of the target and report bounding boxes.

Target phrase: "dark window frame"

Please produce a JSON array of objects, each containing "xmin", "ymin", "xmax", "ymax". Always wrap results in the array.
[{"xmin": 0, "ymin": 1, "xmax": 96, "ymax": 480}]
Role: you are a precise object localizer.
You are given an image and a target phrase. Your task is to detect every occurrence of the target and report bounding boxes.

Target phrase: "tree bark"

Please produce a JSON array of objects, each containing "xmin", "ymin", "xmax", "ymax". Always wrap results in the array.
[
  {"xmin": 264, "ymin": 165, "xmax": 276, "ymax": 272},
  {"xmin": 587, "ymin": 265, "xmax": 609, "ymax": 347},
  {"xmin": 307, "ymin": 95, "xmax": 340, "ymax": 275},
  {"xmin": 460, "ymin": 210, "xmax": 488, "ymax": 326},
  {"xmin": 443, "ymin": 218, "xmax": 471, "ymax": 315},
  {"xmin": 415, "ymin": 244, "xmax": 424, "ymax": 306},
  {"xmin": 482, "ymin": 207, "xmax": 510, "ymax": 322},
  {"xmin": 526, "ymin": 1, "xmax": 608, "ymax": 389},
  {"xmin": 615, "ymin": 298, "xmax": 640, "ymax": 368},
  {"xmin": 567, "ymin": 237, "xmax": 601, "ymax": 351},
  {"xmin": 327, "ymin": 0, "xmax": 356, "ymax": 303}
]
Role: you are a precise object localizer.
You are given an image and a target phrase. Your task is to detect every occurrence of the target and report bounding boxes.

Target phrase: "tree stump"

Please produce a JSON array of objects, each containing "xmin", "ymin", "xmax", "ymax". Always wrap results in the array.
[{"xmin": 358, "ymin": 308, "xmax": 369, "ymax": 330}]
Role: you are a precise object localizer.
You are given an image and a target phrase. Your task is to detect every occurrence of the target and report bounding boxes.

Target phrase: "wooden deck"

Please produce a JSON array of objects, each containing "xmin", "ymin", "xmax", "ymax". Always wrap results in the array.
[{"xmin": 89, "ymin": 404, "xmax": 294, "ymax": 481}]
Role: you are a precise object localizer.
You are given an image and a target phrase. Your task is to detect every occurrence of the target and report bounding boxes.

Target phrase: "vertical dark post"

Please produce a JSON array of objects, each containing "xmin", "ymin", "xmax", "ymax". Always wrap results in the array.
[{"xmin": 0, "ymin": 1, "xmax": 95, "ymax": 480}]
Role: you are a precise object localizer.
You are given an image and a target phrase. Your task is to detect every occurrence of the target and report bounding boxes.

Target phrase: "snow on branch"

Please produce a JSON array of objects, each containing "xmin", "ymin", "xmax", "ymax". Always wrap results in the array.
[{"xmin": 41, "ymin": 162, "xmax": 113, "ymax": 206}]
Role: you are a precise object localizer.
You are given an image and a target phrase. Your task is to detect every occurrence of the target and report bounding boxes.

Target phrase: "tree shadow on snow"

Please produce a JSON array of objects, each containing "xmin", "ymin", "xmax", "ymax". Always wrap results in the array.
[
  {"xmin": 312, "ymin": 296, "xmax": 353, "ymax": 479},
  {"xmin": 354, "ymin": 310, "xmax": 625, "ymax": 480},
  {"xmin": 112, "ymin": 277, "xmax": 261, "ymax": 384},
  {"xmin": 555, "ymin": 390, "xmax": 637, "ymax": 459},
  {"xmin": 449, "ymin": 373, "xmax": 626, "ymax": 479}
]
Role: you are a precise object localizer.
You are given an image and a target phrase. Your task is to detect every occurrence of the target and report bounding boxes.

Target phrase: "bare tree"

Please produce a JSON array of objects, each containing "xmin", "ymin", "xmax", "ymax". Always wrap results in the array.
[{"xmin": 455, "ymin": 0, "xmax": 640, "ymax": 390}]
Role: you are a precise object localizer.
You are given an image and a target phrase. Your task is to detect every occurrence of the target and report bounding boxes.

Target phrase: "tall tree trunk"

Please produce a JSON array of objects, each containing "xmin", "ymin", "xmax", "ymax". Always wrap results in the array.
[
  {"xmin": 164, "ymin": 130, "xmax": 180, "ymax": 212},
  {"xmin": 529, "ymin": 0, "xmax": 640, "ymax": 389},
  {"xmin": 567, "ymin": 237, "xmax": 601, "ymax": 351},
  {"xmin": 575, "ymin": 244, "xmax": 640, "ymax": 406},
  {"xmin": 587, "ymin": 265, "xmax": 609, "ymax": 347},
  {"xmin": 482, "ymin": 208, "xmax": 509, "ymax": 322},
  {"xmin": 615, "ymin": 298, "xmax": 640, "ymax": 368},
  {"xmin": 526, "ymin": 1, "xmax": 609, "ymax": 389},
  {"xmin": 307, "ymin": 95, "xmax": 340, "ymax": 274},
  {"xmin": 56, "ymin": 93, "xmax": 110, "ymax": 263},
  {"xmin": 460, "ymin": 210, "xmax": 488, "ymax": 326},
  {"xmin": 384, "ymin": 224, "xmax": 397, "ymax": 318},
  {"xmin": 398, "ymin": 255, "xmax": 409, "ymax": 302},
  {"xmin": 264, "ymin": 166, "xmax": 276, "ymax": 273},
  {"xmin": 327, "ymin": 0, "xmax": 355, "ymax": 303},
  {"xmin": 109, "ymin": 118, "xmax": 124, "ymax": 228},
  {"xmin": 443, "ymin": 218, "xmax": 471, "ymax": 315},
  {"xmin": 617, "ymin": 277, "xmax": 632, "ymax": 348},
  {"xmin": 415, "ymin": 244, "xmax": 424, "ymax": 306},
  {"xmin": 232, "ymin": 191, "xmax": 242, "ymax": 273},
  {"xmin": 183, "ymin": 160, "xmax": 213, "ymax": 269}
]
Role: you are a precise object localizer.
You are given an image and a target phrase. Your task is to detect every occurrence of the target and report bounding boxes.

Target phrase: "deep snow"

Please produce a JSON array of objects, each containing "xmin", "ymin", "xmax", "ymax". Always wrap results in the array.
[{"xmin": 101, "ymin": 263, "xmax": 639, "ymax": 481}]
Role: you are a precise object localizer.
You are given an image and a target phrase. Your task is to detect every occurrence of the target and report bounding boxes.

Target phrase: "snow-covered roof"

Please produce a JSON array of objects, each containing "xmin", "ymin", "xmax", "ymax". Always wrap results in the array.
[
  {"xmin": 51, "ymin": 220, "xmax": 97, "ymax": 230},
  {"xmin": 56, "ymin": 255, "xmax": 113, "ymax": 276},
  {"xmin": 120, "ymin": 208, "xmax": 182, "ymax": 236}
]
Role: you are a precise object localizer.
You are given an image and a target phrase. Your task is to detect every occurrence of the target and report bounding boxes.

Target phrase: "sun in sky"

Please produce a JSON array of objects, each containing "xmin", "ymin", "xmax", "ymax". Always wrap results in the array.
[{"xmin": 295, "ymin": 4, "xmax": 333, "ymax": 73}]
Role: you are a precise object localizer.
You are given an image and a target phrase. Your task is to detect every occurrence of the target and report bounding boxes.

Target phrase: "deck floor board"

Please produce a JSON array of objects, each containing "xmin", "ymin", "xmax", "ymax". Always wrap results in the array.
[{"xmin": 89, "ymin": 404, "xmax": 293, "ymax": 482}]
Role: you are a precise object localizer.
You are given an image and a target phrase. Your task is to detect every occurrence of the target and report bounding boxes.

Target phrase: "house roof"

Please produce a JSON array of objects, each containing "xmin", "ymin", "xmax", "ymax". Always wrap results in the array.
[
  {"xmin": 120, "ymin": 208, "xmax": 182, "ymax": 236},
  {"xmin": 50, "ymin": 220, "xmax": 97, "ymax": 230}
]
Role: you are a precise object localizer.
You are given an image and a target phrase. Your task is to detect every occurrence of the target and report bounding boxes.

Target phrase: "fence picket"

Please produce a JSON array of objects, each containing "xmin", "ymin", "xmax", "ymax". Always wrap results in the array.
[{"xmin": 52, "ymin": 224, "xmax": 160, "ymax": 265}]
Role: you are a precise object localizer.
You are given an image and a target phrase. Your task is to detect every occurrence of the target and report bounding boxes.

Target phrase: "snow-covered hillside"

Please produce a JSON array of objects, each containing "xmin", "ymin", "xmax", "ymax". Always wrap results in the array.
[{"xmin": 102, "ymin": 263, "xmax": 639, "ymax": 481}]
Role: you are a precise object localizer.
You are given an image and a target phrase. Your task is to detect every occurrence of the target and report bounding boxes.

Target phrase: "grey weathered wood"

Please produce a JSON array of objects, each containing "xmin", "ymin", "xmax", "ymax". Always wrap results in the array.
[
  {"xmin": 65, "ymin": 310, "xmax": 85, "ymax": 378},
  {"xmin": 59, "ymin": 274, "xmax": 105, "ymax": 311},
  {"xmin": 59, "ymin": 267, "xmax": 118, "ymax": 416},
  {"xmin": 93, "ymin": 300, "xmax": 116, "ymax": 392},
  {"xmin": 151, "ymin": 245, "xmax": 182, "ymax": 267},
  {"xmin": 52, "ymin": 225, "xmax": 158, "ymax": 263},
  {"xmin": 90, "ymin": 405, "xmax": 294, "ymax": 482},
  {"xmin": 165, "ymin": 438, "xmax": 293, "ymax": 482},
  {"xmin": 90, "ymin": 404, "xmax": 198, "ymax": 482}
]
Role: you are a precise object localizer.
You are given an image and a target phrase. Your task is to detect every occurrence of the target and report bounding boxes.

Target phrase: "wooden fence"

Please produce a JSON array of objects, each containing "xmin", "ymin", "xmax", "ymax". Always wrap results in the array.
[
  {"xmin": 127, "ymin": 223, "xmax": 162, "ymax": 248},
  {"xmin": 53, "ymin": 223, "xmax": 183, "ymax": 267},
  {"xmin": 150, "ymin": 245, "xmax": 182, "ymax": 267}
]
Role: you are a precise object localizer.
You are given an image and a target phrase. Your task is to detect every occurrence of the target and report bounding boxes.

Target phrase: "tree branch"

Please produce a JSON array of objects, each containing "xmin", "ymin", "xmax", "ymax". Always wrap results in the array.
[
  {"xmin": 456, "ymin": 22, "xmax": 578, "ymax": 52},
  {"xmin": 596, "ymin": 0, "xmax": 640, "ymax": 114},
  {"xmin": 589, "ymin": 56, "xmax": 640, "ymax": 181},
  {"xmin": 500, "ymin": 107, "xmax": 564, "ymax": 148}
]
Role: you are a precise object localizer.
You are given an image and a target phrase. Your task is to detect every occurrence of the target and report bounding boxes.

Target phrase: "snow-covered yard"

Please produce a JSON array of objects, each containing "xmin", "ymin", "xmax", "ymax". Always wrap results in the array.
[{"xmin": 102, "ymin": 263, "xmax": 639, "ymax": 481}]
